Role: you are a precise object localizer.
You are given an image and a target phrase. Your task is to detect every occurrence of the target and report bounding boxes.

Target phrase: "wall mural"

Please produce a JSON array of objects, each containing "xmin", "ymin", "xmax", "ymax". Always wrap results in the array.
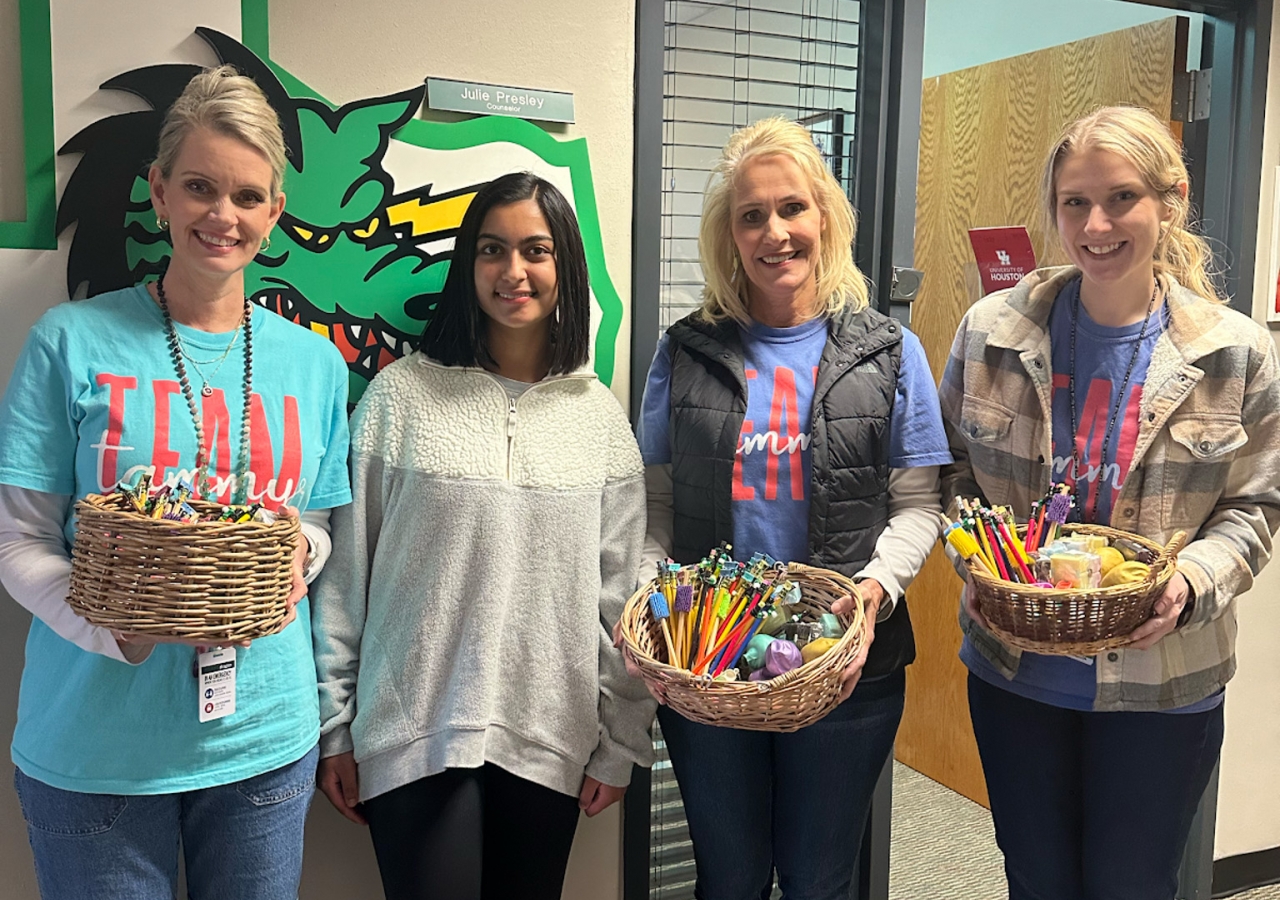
[{"xmin": 2, "ymin": 6, "xmax": 624, "ymax": 404}]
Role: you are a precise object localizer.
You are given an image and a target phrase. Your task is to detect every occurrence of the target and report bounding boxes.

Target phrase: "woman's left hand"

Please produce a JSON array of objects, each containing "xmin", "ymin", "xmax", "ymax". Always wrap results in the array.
[
  {"xmin": 830, "ymin": 580, "xmax": 883, "ymax": 702},
  {"xmin": 579, "ymin": 775, "xmax": 627, "ymax": 817},
  {"xmin": 1126, "ymin": 571, "xmax": 1191, "ymax": 650}
]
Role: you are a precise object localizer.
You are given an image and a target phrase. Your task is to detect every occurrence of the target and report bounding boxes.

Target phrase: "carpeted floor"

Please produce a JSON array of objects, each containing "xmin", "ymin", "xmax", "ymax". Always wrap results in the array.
[
  {"xmin": 887, "ymin": 762, "xmax": 1280, "ymax": 899},
  {"xmin": 888, "ymin": 762, "xmax": 1002, "ymax": 898}
]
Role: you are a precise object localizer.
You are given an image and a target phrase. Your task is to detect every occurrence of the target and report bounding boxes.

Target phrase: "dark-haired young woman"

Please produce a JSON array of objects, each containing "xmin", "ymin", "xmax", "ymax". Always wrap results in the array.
[{"xmin": 312, "ymin": 172, "xmax": 655, "ymax": 900}]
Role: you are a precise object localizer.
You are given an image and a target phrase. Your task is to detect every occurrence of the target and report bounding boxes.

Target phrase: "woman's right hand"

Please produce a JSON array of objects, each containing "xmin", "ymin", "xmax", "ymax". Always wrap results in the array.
[
  {"xmin": 317, "ymin": 751, "xmax": 367, "ymax": 825},
  {"xmin": 612, "ymin": 619, "xmax": 667, "ymax": 705},
  {"xmin": 962, "ymin": 577, "xmax": 989, "ymax": 629}
]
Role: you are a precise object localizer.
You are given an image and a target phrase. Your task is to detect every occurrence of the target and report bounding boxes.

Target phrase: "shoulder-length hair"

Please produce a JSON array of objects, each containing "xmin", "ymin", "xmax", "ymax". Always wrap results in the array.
[
  {"xmin": 698, "ymin": 116, "xmax": 870, "ymax": 325},
  {"xmin": 420, "ymin": 172, "xmax": 591, "ymax": 374},
  {"xmin": 1041, "ymin": 105, "xmax": 1224, "ymax": 303}
]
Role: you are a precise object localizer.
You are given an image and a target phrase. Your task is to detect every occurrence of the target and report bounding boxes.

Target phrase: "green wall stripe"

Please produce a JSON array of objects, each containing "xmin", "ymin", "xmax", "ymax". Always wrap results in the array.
[{"xmin": 0, "ymin": 0, "xmax": 55, "ymax": 249}]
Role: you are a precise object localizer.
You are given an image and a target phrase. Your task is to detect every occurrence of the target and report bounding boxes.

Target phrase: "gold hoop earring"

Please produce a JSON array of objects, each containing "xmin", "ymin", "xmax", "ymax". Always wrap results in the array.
[
  {"xmin": 157, "ymin": 216, "xmax": 169, "ymax": 231},
  {"xmin": 259, "ymin": 235, "xmax": 272, "ymax": 252}
]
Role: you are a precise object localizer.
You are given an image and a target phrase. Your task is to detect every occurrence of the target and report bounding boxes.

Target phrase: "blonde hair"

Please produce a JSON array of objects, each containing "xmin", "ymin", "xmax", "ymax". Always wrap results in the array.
[
  {"xmin": 698, "ymin": 117, "xmax": 869, "ymax": 324},
  {"xmin": 154, "ymin": 65, "xmax": 288, "ymax": 198},
  {"xmin": 1041, "ymin": 105, "xmax": 1223, "ymax": 302}
]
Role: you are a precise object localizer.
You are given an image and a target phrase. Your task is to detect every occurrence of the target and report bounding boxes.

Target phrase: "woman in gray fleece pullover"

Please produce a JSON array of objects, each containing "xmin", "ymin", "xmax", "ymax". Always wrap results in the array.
[{"xmin": 311, "ymin": 173, "xmax": 655, "ymax": 900}]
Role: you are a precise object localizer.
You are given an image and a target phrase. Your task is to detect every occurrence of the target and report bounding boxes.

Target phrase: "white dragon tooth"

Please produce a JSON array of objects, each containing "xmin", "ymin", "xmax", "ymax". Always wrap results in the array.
[
  {"xmin": 382, "ymin": 330, "xmax": 395, "ymax": 348},
  {"xmin": 349, "ymin": 323, "xmax": 363, "ymax": 341}
]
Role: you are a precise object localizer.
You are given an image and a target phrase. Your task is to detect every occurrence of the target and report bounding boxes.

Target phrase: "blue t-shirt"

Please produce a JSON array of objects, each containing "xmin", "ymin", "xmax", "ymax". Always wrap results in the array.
[
  {"xmin": 1048, "ymin": 277, "xmax": 1160, "ymax": 526},
  {"xmin": 0, "ymin": 284, "xmax": 352, "ymax": 793},
  {"xmin": 962, "ymin": 278, "xmax": 1221, "ymax": 713},
  {"xmin": 637, "ymin": 316, "xmax": 951, "ymax": 565}
]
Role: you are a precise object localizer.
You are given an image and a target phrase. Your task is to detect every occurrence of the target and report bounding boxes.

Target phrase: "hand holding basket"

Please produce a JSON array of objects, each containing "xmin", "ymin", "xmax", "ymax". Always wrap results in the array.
[
  {"xmin": 618, "ymin": 563, "xmax": 870, "ymax": 732},
  {"xmin": 967, "ymin": 523, "xmax": 1187, "ymax": 655}
]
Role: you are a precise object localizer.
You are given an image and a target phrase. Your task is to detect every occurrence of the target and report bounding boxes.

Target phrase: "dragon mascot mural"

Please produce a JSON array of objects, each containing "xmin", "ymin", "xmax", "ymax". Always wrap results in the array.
[{"xmin": 53, "ymin": 27, "xmax": 621, "ymax": 405}]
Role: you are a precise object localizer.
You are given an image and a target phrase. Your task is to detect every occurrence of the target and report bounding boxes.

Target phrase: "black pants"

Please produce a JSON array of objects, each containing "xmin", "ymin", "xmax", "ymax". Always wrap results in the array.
[
  {"xmin": 968, "ymin": 674, "xmax": 1224, "ymax": 900},
  {"xmin": 363, "ymin": 764, "xmax": 581, "ymax": 900}
]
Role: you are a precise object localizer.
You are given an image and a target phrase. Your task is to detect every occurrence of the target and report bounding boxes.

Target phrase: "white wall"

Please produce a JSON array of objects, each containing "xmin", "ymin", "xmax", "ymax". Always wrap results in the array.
[
  {"xmin": 1216, "ymin": 2, "xmax": 1280, "ymax": 861},
  {"xmin": 0, "ymin": 0, "xmax": 32, "ymax": 885}
]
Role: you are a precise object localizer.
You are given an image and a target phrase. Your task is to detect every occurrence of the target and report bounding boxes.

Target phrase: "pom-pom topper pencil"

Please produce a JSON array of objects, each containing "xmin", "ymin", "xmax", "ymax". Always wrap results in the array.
[{"xmin": 944, "ymin": 485, "xmax": 1078, "ymax": 585}]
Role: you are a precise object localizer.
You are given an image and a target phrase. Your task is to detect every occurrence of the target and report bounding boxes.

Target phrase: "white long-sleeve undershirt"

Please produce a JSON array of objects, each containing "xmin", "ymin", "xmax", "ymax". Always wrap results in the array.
[
  {"xmin": 0, "ymin": 484, "xmax": 333, "ymax": 664},
  {"xmin": 640, "ymin": 464, "xmax": 943, "ymax": 621}
]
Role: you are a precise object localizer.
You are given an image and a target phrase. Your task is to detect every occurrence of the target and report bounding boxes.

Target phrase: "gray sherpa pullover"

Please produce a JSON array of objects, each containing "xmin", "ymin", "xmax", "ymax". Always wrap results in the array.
[{"xmin": 312, "ymin": 353, "xmax": 655, "ymax": 800}]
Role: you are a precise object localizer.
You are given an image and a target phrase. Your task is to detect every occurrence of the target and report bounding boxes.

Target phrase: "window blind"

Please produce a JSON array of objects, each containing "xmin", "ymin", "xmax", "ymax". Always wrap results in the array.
[{"xmin": 658, "ymin": 0, "xmax": 862, "ymax": 331}]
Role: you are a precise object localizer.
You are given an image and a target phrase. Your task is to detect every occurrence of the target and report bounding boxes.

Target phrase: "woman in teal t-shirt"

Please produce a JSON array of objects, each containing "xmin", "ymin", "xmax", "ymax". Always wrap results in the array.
[{"xmin": 0, "ymin": 66, "xmax": 351, "ymax": 899}]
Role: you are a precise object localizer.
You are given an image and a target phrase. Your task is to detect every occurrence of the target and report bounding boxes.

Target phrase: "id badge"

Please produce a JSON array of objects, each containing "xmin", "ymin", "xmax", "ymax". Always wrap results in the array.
[{"xmin": 197, "ymin": 647, "xmax": 236, "ymax": 722}]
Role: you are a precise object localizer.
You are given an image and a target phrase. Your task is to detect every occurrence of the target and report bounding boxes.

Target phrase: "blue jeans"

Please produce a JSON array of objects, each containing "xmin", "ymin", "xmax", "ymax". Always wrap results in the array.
[
  {"xmin": 657, "ymin": 670, "xmax": 904, "ymax": 900},
  {"xmin": 968, "ymin": 675, "xmax": 1224, "ymax": 900},
  {"xmin": 15, "ymin": 744, "xmax": 318, "ymax": 900}
]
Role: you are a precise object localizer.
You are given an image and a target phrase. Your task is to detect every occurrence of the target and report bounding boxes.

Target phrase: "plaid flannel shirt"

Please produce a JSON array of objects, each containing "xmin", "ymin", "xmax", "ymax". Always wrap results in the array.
[{"xmin": 939, "ymin": 266, "xmax": 1280, "ymax": 710}]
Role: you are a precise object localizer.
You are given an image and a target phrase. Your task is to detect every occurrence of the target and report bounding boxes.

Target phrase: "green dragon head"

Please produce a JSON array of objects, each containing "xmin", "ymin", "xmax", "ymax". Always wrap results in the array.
[
  {"xmin": 57, "ymin": 27, "xmax": 621, "ymax": 405},
  {"xmin": 63, "ymin": 29, "xmax": 484, "ymax": 405}
]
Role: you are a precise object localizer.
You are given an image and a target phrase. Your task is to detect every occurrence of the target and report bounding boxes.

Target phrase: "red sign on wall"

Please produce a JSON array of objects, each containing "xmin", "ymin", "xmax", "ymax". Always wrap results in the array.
[{"xmin": 968, "ymin": 226, "xmax": 1037, "ymax": 296}]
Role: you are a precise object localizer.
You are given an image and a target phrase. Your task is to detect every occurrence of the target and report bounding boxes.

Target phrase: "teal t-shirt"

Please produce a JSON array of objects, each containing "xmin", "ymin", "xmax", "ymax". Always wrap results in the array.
[{"xmin": 0, "ymin": 284, "xmax": 352, "ymax": 794}]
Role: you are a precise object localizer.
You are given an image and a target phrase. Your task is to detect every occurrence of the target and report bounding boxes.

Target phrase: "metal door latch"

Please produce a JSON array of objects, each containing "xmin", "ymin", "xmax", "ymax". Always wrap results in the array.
[{"xmin": 890, "ymin": 267, "xmax": 924, "ymax": 302}]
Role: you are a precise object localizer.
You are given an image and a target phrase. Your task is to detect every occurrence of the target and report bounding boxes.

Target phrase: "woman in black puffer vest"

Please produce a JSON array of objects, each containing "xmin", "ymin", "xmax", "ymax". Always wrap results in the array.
[{"xmin": 630, "ymin": 117, "xmax": 950, "ymax": 900}]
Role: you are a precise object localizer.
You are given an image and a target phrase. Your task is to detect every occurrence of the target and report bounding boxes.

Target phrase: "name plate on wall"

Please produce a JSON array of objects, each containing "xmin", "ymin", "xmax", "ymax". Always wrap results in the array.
[{"xmin": 426, "ymin": 78, "xmax": 574, "ymax": 123}]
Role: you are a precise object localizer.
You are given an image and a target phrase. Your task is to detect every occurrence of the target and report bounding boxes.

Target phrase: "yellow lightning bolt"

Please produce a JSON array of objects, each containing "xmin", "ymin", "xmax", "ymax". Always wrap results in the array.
[{"xmin": 385, "ymin": 192, "xmax": 477, "ymax": 238}]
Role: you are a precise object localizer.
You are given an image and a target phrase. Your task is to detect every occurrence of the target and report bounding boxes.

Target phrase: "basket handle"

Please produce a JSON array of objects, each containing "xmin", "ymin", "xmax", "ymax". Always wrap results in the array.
[{"xmin": 1149, "ymin": 530, "xmax": 1187, "ymax": 579}]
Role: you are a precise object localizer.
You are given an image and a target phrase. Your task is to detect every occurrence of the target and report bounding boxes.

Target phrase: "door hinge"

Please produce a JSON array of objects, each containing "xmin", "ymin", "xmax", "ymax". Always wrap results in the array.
[{"xmin": 1172, "ymin": 68, "xmax": 1211, "ymax": 122}]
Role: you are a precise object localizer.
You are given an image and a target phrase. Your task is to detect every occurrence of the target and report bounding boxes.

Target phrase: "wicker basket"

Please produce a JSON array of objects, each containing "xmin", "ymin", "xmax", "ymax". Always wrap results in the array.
[
  {"xmin": 68, "ymin": 492, "xmax": 300, "ymax": 643},
  {"xmin": 970, "ymin": 524, "xmax": 1187, "ymax": 655},
  {"xmin": 618, "ymin": 563, "xmax": 868, "ymax": 732}
]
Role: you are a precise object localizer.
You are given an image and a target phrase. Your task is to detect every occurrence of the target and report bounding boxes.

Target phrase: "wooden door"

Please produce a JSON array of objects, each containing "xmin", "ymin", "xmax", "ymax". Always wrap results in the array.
[{"xmin": 897, "ymin": 17, "xmax": 1182, "ymax": 806}]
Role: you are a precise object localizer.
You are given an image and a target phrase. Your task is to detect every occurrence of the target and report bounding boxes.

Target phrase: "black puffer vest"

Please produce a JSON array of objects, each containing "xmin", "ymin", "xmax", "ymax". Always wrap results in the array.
[{"xmin": 666, "ymin": 305, "xmax": 914, "ymax": 678}]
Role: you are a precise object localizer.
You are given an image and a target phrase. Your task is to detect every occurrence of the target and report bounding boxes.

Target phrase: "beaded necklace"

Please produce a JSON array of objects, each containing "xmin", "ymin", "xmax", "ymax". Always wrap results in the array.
[
  {"xmin": 172, "ymin": 321, "xmax": 242, "ymax": 397},
  {"xmin": 156, "ymin": 276, "xmax": 254, "ymax": 502},
  {"xmin": 1066, "ymin": 281, "xmax": 1158, "ymax": 521}
]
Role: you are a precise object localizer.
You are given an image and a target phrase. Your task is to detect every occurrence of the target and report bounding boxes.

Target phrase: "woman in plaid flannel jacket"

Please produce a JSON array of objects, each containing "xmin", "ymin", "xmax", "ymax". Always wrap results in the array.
[{"xmin": 939, "ymin": 106, "xmax": 1280, "ymax": 900}]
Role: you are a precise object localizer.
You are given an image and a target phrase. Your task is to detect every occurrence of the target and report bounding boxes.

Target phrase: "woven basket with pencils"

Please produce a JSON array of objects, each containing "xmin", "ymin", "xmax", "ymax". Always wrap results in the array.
[
  {"xmin": 68, "ymin": 492, "xmax": 300, "ymax": 643},
  {"xmin": 618, "ymin": 563, "xmax": 868, "ymax": 732},
  {"xmin": 969, "ymin": 524, "xmax": 1187, "ymax": 655}
]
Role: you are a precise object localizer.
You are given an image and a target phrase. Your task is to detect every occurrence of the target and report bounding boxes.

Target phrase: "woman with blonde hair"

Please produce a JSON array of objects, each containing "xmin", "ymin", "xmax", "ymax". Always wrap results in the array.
[
  {"xmin": 940, "ymin": 105, "xmax": 1280, "ymax": 898},
  {"xmin": 0, "ymin": 65, "xmax": 351, "ymax": 899},
  {"xmin": 632, "ymin": 116, "xmax": 950, "ymax": 898}
]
